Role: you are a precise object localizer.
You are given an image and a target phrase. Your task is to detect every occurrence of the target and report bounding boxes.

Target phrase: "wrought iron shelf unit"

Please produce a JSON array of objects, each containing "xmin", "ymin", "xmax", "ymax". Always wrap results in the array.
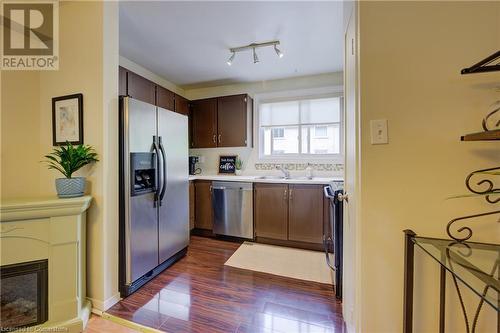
[
  {"xmin": 403, "ymin": 230, "xmax": 499, "ymax": 333},
  {"xmin": 461, "ymin": 129, "xmax": 500, "ymax": 141},
  {"xmin": 461, "ymin": 50, "xmax": 500, "ymax": 75}
]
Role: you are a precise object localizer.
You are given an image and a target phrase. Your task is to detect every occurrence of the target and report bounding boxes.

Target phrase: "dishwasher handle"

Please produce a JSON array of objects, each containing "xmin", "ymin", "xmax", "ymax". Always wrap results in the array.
[{"xmin": 212, "ymin": 186, "xmax": 252, "ymax": 191}]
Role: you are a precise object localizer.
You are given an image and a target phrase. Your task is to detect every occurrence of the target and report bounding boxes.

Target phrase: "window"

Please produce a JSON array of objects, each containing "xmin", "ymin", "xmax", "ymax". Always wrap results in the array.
[
  {"xmin": 259, "ymin": 96, "xmax": 342, "ymax": 159},
  {"xmin": 272, "ymin": 128, "xmax": 285, "ymax": 138},
  {"xmin": 314, "ymin": 126, "xmax": 328, "ymax": 138}
]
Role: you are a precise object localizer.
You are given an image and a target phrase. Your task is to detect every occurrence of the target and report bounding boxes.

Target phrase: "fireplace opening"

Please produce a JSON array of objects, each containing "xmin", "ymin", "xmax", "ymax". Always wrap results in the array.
[{"xmin": 0, "ymin": 259, "xmax": 48, "ymax": 330}]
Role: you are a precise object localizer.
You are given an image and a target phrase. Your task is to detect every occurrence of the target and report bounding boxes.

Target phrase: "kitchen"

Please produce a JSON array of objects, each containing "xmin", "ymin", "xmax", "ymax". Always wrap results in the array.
[
  {"xmin": 111, "ymin": 1, "xmax": 345, "ymax": 332},
  {"xmin": 1, "ymin": 1, "xmax": 498, "ymax": 333}
]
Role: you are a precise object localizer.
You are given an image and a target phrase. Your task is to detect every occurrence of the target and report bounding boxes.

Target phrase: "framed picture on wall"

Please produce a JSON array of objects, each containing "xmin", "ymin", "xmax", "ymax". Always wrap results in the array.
[{"xmin": 52, "ymin": 93, "xmax": 83, "ymax": 145}]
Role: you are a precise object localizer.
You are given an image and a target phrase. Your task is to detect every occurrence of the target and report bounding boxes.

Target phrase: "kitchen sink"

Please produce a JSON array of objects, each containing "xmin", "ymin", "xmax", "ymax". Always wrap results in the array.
[{"xmin": 255, "ymin": 175, "xmax": 286, "ymax": 180}]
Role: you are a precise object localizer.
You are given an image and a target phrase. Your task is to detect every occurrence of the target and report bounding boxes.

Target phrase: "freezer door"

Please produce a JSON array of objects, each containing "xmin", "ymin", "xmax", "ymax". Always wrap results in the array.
[
  {"xmin": 122, "ymin": 97, "xmax": 159, "ymax": 284},
  {"xmin": 157, "ymin": 108, "xmax": 189, "ymax": 264}
]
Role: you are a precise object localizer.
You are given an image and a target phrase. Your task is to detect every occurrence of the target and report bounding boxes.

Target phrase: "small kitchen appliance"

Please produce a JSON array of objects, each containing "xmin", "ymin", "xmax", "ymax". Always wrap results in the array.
[{"xmin": 189, "ymin": 156, "xmax": 199, "ymax": 175}]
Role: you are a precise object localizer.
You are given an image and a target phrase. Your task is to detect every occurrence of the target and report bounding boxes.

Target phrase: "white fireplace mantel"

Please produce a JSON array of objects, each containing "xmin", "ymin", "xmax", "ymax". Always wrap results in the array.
[{"xmin": 0, "ymin": 196, "xmax": 92, "ymax": 332}]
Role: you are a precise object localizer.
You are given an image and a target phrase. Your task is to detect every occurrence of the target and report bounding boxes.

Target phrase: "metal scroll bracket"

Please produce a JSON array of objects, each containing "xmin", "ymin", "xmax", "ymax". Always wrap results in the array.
[{"xmin": 446, "ymin": 210, "xmax": 500, "ymax": 242}]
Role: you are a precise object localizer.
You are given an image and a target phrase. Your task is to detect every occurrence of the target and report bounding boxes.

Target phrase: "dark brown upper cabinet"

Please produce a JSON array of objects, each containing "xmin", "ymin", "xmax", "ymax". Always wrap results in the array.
[
  {"xmin": 217, "ymin": 94, "xmax": 252, "ymax": 147},
  {"xmin": 119, "ymin": 66, "xmax": 127, "ymax": 96},
  {"xmin": 191, "ymin": 98, "xmax": 218, "ymax": 148},
  {"xmin": 191, "ymin": 94, "xmax": 253, "ymax": 148},
  {"xmin": 174, "ymin": 94, "xmax": 190, "ymax": 116},
  {"xmin": 156, "ymin": 85, "xmax": 175, "ymax": 111},
  {"xmin": 127, "ymin": 71, "xmax": 156, "ymax": 105}
]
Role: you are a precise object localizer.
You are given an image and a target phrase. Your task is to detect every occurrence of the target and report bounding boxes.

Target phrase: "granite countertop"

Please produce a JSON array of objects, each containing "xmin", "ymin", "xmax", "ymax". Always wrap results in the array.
[{"xmin": 189, "ymin": 174, "xmax": 343, "ymax": 185}]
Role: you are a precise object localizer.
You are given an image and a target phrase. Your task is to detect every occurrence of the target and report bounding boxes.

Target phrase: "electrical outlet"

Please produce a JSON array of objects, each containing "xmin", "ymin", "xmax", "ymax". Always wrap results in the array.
[{"xmin": 370, "ymin": 119, "xmax": 388, "ymax": 144}]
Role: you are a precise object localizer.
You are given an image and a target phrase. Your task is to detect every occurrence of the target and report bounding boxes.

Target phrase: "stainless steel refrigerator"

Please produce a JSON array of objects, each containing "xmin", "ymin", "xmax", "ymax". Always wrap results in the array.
[{"xmin": 119, "ymin": 96, "xmax": 189, "ymax": 297}]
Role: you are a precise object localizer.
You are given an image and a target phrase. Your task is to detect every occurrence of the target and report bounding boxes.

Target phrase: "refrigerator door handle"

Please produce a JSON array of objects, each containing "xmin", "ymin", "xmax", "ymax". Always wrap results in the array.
[
  {"xmin": 152, "ymin": 135, "xmax": 161, "ymax": 207},
  {"xmin": 158, "ymin": 136, "xmax": 167, "ymax": 205}
]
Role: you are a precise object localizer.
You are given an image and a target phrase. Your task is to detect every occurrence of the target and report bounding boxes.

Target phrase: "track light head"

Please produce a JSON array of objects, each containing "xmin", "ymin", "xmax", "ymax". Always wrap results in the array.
[
  {"xmin": 274, "ymin": 45, "xmax": 284, "ymax": 58},
  {"xmin": 253, "ymin": 48, "xmax": 259, "ymax": 64},
  {"xmin": 226, "ymin": 52, "xmax": 235, "ymax": 66}
]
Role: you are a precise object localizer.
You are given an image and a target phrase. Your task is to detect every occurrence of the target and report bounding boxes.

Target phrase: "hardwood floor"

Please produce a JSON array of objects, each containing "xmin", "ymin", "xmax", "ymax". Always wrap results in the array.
[{"xmin": 107, "ymin": 236, "xmax": 344, "ymax": 333}]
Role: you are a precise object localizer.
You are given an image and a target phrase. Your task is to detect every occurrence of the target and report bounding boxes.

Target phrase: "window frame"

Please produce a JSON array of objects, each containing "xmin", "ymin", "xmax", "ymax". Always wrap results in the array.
[{"xmin": 255, "ymin": 87, "xmax": 344, "ymax": 163}]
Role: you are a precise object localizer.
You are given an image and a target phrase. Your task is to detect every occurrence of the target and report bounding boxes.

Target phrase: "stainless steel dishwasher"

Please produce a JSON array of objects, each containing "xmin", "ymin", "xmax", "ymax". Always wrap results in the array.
[{"xmin": 212, "ymin": 181, "xmax": 253, "ymax": 239}]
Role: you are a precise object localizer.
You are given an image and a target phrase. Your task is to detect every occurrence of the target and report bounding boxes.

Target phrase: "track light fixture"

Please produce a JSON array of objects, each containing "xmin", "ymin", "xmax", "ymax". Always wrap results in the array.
[
  {"xmin": 253, "ymin": 48, "xmax": 259, "ymax": 64},
  {"xmin": 226, "ymin": 52, "xmax": 235, "ymax": 66},
  {"xmin": 274, "ymin": 44, "xmax": 284, "ymax": 58},
  {"xmin": 226, "ymin": 40, "xmax": 283, "ymax": 66}
]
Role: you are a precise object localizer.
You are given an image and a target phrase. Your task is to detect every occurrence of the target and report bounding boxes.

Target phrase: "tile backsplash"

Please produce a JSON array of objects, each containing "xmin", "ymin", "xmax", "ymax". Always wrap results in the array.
[
  {"xmin": 254, "ymin": 162, "xmax": 343, "ymax": 172},
  {"xmin": 189, "ymin": 147, "xmax": 343, "ymax": 177}
]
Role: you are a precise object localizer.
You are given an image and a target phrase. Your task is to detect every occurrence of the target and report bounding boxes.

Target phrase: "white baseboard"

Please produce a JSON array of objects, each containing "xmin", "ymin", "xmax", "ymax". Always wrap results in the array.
[{"xmin": 88, "ymin": 292, "xmax": 121, "ymax": 314}]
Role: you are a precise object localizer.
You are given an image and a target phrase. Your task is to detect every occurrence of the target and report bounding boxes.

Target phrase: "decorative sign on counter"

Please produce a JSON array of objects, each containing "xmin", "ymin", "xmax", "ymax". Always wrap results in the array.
[{"xmin": 219, "ymin": 155, "xmax": 237, "ymax": 174}]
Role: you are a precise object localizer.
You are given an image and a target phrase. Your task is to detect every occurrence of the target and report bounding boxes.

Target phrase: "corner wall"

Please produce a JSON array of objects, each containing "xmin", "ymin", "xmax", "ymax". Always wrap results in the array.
[
  {"xmin": 357, "ymin": 2, "xmax": 499, "ymax": 332},
  {"xmin": 1, "ymin": 1, "xmax": 119, "ymax": 312}
]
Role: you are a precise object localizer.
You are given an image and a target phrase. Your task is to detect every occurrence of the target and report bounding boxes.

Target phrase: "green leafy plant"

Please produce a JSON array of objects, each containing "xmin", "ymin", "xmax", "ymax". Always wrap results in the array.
[
  {"xmin": 43, "ymin": 142, "xmax": 99, "ymax": 178},
  {"xmin": 235, "ymin": 157, "xmax": 243, "ymax": 170}
]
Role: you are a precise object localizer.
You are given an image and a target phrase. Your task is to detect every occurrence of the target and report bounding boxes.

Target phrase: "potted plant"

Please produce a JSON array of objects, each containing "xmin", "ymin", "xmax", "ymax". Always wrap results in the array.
[
  {"xmin": 43, "ymin": 142, "xmax": 99, "ymax": 198},
  {"xmin": 235, "ymin": 157, "xmax": 243, "ymax": 176}
]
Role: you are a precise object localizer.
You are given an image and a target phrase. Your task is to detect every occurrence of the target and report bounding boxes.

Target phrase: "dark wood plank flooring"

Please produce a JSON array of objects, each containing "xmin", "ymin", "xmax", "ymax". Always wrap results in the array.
[{"xmin": 107, "ymin": 236, "xmax": 344, "ymax": 333}]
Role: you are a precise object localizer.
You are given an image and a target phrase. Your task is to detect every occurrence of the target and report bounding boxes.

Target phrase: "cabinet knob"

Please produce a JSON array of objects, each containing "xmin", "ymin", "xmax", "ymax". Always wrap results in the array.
[
  {"xmin": 289, "ymin": 189, "xmax": 293, "ymax": 201},
  {"xmin": 283, "ymin": 189, "xmax": 288, "ymax": 201},
  {"xmin": 218, "ymin": 134, "xmax": 221, "ymax": 143},
  {"xmin": 212, "ymin": 134, "xmax": 216, "ymax": 143}
]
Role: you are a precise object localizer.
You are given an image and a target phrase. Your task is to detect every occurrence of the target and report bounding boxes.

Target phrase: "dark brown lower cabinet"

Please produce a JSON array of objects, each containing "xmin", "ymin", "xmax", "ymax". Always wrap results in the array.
[
  {"xmin": 194, "ymin": 180, "xmax": 213, "ymax": 230},
  {"xmin": 288, "ymin": 185, "xmax": 324, "ymax": 244},
  {"xmin": 254, "ymin": 183, "xmax": 288, "ymax": 240},
  {"xmin": 189, "ymin": 181, "xmax": 195, "ymax": 230},
  {"xmin": 255, "ymin": 183, "xmax": 325, "ymax": 249}
]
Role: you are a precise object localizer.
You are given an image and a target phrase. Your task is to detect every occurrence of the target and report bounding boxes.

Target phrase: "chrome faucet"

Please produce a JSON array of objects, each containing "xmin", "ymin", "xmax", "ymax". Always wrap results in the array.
[{"xmin": 276, "ymin": 165, "xmax": 290, "ymax": 179}]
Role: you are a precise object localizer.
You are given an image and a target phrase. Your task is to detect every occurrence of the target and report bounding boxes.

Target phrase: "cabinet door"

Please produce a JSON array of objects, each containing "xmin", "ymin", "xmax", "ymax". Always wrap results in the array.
[
  {"xmin": 127, "ymin": 71, "xmax": 156, "ymax": 105},
  {"xmin": 194, "ymin": 180, "xmax": 213, "ymax": 230},
  {"xmin": 156, "ymin": 85, "xmax": 175, "ymax": 111},
  {"xmin": 217, "ymin": 94, "xmax": 248, "ymax": 147},
  {"xmin": 189, "ymin": 181, "xmax": 195, "ymax": 230},
  {"xmin": 191, "ymin": 98, "xmax": 217, "ymax": 148},
  {"xmin": 254, "ymin": 183, "xmax": 288, "ymax": 240},
  {"xmin": 174, "ymin": 94, "xmax": 190, "ymax": 116},
  {"xmin": 119, "ymin": 66, "xmax": 127, "ymax": 96},
  {"xmin": 288, "ymin": 185, "xmax": 324, "ymax": 244}
]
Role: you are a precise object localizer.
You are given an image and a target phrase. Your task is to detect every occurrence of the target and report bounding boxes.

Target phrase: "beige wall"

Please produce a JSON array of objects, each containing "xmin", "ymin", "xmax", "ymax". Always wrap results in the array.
[
  {"xmin": 357, "ymin": 2, "xmax": 499, "ymax": 332},
  {"xmin": 1, "ymin": 71, "xmax": 40, "ymax": 198},
  {"xmin": 1, "ymin": 1, "xmax": 119, "ymax": 312},
  {"xmin": 184, "ymin": 72, "xmax": 342, "ymax": 100}
]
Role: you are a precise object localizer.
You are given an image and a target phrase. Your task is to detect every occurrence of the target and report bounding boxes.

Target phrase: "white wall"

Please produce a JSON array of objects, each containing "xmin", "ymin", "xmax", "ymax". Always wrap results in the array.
[
  {"xmin": 187, "ymin": 73, "xmax": 344, "ymax": 177},
  {"xmin": 356, "ymin": 2, "xmax": 500, "ymax": 332}
]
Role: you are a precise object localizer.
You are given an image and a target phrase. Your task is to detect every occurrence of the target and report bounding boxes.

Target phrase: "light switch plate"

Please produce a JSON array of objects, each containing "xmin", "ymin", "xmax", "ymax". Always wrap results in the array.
[{"xmin": 370, "ymin": 119, "xmax": 388, "ymax": 144}]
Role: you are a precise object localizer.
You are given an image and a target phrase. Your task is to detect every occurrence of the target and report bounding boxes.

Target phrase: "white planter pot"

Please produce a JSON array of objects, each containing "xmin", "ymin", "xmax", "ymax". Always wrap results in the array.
[
  {"xmin": 55, "ymin": 177, "xmax": 85, "ymax": 198},
  {"xmin": 235, "ymin": 170, "xmax": 242, "ymax": 176}
]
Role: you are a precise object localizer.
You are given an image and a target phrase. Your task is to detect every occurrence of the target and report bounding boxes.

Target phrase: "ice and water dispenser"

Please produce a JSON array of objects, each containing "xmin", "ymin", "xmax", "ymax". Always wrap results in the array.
[{"xmin": 130, "ymin": 152, "xmax": 156, "ymax": 196}]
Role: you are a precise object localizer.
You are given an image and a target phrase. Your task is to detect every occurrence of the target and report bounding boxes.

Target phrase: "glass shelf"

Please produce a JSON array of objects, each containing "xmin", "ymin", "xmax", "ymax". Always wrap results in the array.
[{"xmin": 413, "ymin": 236, "xmax": 499, "ymax": 311}]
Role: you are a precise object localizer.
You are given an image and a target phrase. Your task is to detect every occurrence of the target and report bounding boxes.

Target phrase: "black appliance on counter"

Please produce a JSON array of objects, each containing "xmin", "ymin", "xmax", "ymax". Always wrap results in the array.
[
  {"xmin": 189, "ymin": 156, "xmax": 200, "ymax": 175},
  {"xmin": 323, "ymin": 184, "xmax": 344, "ymax": 300}
]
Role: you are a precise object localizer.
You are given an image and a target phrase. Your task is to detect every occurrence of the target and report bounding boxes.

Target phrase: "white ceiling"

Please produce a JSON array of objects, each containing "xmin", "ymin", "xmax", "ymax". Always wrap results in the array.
[{"xmin": 119, "ymin": 1, "xmax": 344, "ymax": 89}]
